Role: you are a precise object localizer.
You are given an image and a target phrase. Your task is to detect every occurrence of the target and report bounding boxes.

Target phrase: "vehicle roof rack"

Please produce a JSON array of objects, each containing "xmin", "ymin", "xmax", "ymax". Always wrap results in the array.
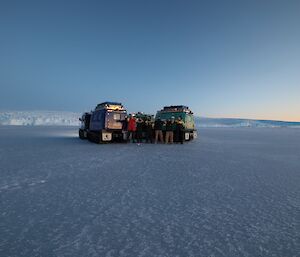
[
  {"xmin": 95, "ymin": 102, "xmax": 125, "ymax": 111},
  {"xmin": 160, "ymin": 105, "xmax": 192, "ymax": 114}
]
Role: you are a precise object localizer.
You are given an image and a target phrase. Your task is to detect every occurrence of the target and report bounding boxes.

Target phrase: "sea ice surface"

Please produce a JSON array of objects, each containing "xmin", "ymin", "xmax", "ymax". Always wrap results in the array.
[{"xmin": 0, "ymin": 126, "xmax": 299, "ymax": 257}]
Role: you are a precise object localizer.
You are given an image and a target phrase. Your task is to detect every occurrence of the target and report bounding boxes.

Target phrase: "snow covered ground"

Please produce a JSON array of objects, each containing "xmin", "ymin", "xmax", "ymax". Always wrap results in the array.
[{"xmin": 0, "ymin": 126, "xmax": 299, "ymax": 257}]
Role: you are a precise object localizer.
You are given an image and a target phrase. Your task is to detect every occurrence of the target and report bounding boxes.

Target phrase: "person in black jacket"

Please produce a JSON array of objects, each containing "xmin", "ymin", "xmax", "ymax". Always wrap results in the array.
[
  {"xmin": 121, "ymin": 116, "xmax": 129, "ymax": 142},
  {"xmin": 136, "ymin": 118, "xmax": 144, "ymax": 143},
  {"xmin": 145, "ymin": 118, "xmax": 153, "ymax": 143},
  {"xmin": 154, "ymin": 118, "xmax": 164, "ymax": 143},
  {"xmin": 175, "ymin": 116, "xmax": 185, "ymax": 144},
  {"xmin": 165, "ymin": 118, "xmax": 175, "ymax": 144}
]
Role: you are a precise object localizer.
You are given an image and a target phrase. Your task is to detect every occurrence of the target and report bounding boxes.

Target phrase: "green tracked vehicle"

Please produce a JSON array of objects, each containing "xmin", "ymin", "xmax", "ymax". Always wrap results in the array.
[{"xmin": 155, "ymin": 105, "xmax": 197, "ymax": 141}]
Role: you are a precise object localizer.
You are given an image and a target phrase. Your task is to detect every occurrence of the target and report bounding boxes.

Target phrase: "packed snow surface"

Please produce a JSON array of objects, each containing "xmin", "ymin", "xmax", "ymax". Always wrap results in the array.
[{"xmin": 0, "ymin": 126, "xmax": 299, "ymax": 257}]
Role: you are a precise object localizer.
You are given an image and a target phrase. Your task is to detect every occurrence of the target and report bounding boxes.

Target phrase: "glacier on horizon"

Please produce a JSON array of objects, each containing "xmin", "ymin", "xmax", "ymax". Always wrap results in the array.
[
  {"xmin": 195, "ymin": 117, "xmax": 300, "ymax": 128},
  {"xmin": 0, "ymin": 111, "xmax": 81, "ymax": 126},
  {"xmin": 0, "ymin": 111, "xmax": 300, "ymax": 128}
]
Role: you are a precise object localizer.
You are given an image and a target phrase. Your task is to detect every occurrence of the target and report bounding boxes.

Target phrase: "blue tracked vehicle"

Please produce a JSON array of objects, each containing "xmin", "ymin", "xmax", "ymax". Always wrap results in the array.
[
  {"xmin": 78, "ymin": 112, "xmax": 91, "ymax": 139},
  {"xmin": 82, "ymin": 102, "xmax": 127, "ymax": 143}
]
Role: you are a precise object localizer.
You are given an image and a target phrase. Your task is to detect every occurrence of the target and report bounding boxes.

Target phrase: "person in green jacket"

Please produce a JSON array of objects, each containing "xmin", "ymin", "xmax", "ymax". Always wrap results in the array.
[{"xmin": 165, "ymin": 117, "xmax": 175, "ymax": 144}]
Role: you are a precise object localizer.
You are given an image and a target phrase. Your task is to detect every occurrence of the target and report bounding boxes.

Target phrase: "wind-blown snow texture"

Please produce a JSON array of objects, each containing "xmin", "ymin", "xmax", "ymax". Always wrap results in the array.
[
  {"xmin": 0, "ymin": 126, "xmax": 299, "ymax": 257},
  {"xmin": 1, "ymin": 111, "xmax": 300, "ymax": 128}
]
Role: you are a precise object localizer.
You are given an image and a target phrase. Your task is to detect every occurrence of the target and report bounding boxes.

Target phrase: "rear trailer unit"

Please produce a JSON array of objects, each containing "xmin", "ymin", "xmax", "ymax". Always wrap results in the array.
[
  {"xmin": 155, "ymin": 105, "xmax": 197, "ymax": 141},
  {"xmin": 79, "ymin": 112, "xmax": 91, "ymax": 139},
  {"xmin": 86, "ymin": 102, "xmax": 127, "ymax": 143}
]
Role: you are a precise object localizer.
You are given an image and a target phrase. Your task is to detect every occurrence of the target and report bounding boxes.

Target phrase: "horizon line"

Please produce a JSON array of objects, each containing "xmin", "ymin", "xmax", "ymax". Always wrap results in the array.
[{"xmin": 1, "ymin": 109, "xmax": 300, "ymax": 123}]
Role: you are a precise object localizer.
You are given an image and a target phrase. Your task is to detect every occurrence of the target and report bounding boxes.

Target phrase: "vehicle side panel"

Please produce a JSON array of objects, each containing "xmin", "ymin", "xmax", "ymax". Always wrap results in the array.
[
  {"xmin": 89, "ymin": 110, "xmax": 106, "ymax": 131},
  {"xmin": 184, "ymin": 114, "xmax": 195, "ymax": 130}
]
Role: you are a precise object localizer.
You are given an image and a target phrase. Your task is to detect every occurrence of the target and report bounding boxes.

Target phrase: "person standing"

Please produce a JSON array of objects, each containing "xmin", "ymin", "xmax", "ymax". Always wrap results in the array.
[
  {"xmin": 145, "ymin": 118, "xmax": 153, "ymax": 143},
  {"xmin": 165, "ymin": 118, "xmax": 175, "ymax": 144},
  {"xmin": 121, "ymin": 116, "xmax": 129, "ymax": 142},
  {"xmin": 154, "ymin": 118, "xmax": 164, "ymax": 143},
  {"xmin": 175, "ymin": 116, "xmax": 185, "ymax": 144},
  {"xmin": 136, "ymin": 118, "xmax": 144, "ymax": 143},
  {"xmin": 127, "ymin": 115, "xmax": 136, "ymax": 143}
]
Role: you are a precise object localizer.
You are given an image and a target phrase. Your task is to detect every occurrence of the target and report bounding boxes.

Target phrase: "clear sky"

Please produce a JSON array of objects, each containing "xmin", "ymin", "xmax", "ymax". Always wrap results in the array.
[{"xmin": 0, "ymin": 0, "xmax": 299, "ymax": 121}]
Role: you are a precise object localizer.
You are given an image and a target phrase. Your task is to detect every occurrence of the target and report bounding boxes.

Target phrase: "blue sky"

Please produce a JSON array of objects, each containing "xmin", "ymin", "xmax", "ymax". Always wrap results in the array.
[{"xmin": 0, "ymin": 0, "xmax": 299, "ymax": 121}]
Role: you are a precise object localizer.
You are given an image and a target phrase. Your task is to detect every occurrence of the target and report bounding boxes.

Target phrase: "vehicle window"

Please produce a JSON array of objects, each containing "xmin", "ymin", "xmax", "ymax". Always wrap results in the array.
[{"xmin": 113, "ymin": 113, "xmax": 121, "ymax": 120}]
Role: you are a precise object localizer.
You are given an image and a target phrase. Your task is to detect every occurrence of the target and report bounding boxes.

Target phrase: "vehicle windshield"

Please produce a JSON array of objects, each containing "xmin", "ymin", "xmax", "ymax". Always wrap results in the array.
[
  {"xmin": 156, "ymin": 112, "xmax": 184, "ymax": 121},
  {"xmin": 106, "ymin": 111, "xmax": 126, "ymax": 129}
]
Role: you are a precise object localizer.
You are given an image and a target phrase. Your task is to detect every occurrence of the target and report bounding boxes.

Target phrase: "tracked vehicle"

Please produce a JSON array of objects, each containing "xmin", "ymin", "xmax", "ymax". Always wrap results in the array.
[
  {"xmin": 155, "ymin": 105, "xmax": 197, "ymax": 141},
  {"xmin": 78, "ymin": 112, "xmax": 91, "ymax": 139},
  {"xmin": 134, "ymin": 112, "xmax": 155, "ymax": 123},
  {"xmin": 86, "ymin": 102, "xmax": 127, "ymax": 143}
]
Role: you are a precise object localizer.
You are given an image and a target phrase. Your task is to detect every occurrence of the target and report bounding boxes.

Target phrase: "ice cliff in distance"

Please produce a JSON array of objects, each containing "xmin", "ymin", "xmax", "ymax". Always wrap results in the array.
[
  {"xmin": 0, "ymin": 111, "xmax": 300, "ymax": 128},
  {"xmin": 195, "ymin": 117, "xmax": 300, "ymax": 128},
  {"xmin": 0, "ymin": 111, "xmax": 81, "ymax": 126}
]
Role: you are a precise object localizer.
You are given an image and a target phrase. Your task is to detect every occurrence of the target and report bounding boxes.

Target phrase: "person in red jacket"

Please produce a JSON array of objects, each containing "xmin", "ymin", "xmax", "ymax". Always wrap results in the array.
[{"xmin": 127, "ymin": 114, "xmax": 137, "ymax": 143}]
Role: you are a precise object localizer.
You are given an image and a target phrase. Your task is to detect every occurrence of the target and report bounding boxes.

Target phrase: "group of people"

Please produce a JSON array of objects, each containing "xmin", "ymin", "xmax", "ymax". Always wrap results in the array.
[{"xmin": 123, "ymin": 115, "xmax": 185, "ymax": 144}]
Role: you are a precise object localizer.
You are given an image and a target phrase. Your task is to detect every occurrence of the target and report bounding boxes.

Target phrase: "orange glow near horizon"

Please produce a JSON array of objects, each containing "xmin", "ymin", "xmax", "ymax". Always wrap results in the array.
[{"xmin": 205, "ymin": 114, "xmax": 300, "ymax": 123}]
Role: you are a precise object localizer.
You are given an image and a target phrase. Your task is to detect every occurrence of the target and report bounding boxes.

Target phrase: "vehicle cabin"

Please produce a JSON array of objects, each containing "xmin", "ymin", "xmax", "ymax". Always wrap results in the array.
[
  {"xmin": 155, "ymin": 105, "xmax": 197, "ymax": 140},
  {"xmin": 88, "ymin": 102, "xmax": 127, "ymax": 143}
]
